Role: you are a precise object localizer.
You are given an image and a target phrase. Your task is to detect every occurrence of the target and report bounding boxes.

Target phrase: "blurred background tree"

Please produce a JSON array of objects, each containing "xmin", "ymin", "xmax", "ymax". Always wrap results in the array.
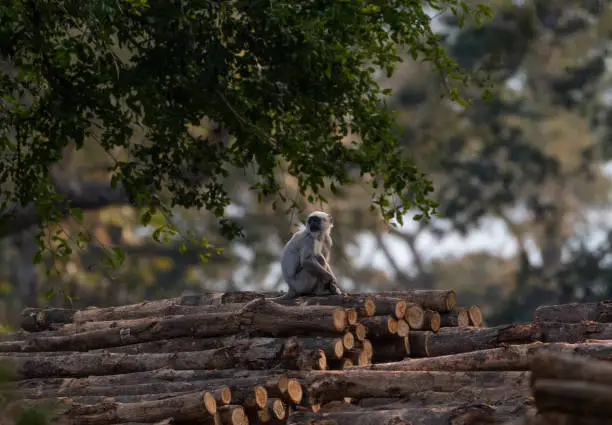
[{"xmin": 1, "ymin": 0, "xmax": 611, "ymax": 329}]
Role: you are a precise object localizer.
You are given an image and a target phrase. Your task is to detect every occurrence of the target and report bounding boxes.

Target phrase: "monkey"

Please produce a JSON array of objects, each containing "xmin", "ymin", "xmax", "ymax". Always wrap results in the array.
[{"xmin": 278, "ymin": 211, "xmax": 344, "ymax": 299}]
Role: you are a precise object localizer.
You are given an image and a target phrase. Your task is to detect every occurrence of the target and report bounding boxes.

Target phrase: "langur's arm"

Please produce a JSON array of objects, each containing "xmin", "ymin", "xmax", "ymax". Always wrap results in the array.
[{"xmin": 302, "ymin": 251, "xmax": 336, "ymax": 282}]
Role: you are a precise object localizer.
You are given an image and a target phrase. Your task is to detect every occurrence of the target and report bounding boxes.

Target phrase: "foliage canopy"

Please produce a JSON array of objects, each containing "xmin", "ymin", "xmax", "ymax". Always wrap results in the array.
[{"xmin": 0, "ymin": 0, "xmax": 491, "ymax": 270}]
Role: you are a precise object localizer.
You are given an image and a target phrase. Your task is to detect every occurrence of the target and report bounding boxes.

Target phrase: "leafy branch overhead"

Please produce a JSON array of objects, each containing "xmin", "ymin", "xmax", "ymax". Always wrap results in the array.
[{"xmin": 0, "ymin": 0, "xmax": 491, "ymax": 267}]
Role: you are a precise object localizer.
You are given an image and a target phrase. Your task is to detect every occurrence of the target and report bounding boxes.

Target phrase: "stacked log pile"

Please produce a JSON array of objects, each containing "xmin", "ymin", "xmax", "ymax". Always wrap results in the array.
[{"xmin": 4, "ymin": 293, "xmax": 612, "ymax": 425}]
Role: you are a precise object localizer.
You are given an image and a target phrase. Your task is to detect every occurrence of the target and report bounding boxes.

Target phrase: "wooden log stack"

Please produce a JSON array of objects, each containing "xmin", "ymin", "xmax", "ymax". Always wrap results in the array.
[{"xmin": 5, "ymin": 293, "xmax": 612, "ymax": 425}]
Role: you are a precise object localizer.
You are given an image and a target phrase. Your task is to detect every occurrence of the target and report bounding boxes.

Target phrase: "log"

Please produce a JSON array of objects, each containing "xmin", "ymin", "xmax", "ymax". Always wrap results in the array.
[
  {"xmin": 536, "ymin": 321, "xmax": 612, "ymax": 343},
  {"xmin": 16, "ymin": 369, "xmax": 282, "ymax": 392},
  {"xmin": 8, "ymin": 338, "xmax": 286, "ymax": 378},
  {"xmin": 287, "ymin": 404, "xmax": 519, "ymax": 425},
  {"xmin": 21, "ymin": 308, "xmax": 76, "ymax": 332},
  {"xmin": 533, "ymin": 379, "xmax": 612, "ymax": 418},
  {"xmin": 345, "ymin": 309, "xmax": 358, "ymax": 326},
  {"xmin": 523, "ymin": 411, "xmax": 611, "ymax": 425},
  {"xmin": 266, "ymin": 398, "xmax": 287, "ymax": 421},
  {"xmin": 265, "ymin": 377, "xmax": 303, "ymax": 406},
  {"xmin": 408, "ymin": 323, "xmax": 537, "ymax": 357},
  {"xmin": 272, "ymin": 295, "xmax": 376, "ymax": 318},
  {"xmin": 372, "ymin": 298, "xmax": 406, "ymax": 319},
  {"xmin": 356, "ymin": 339, "xmax": 373, "ymax": 360},
  {"xmin": 439, "ymin": 309, "xmax": 470, "ymax": 328},
  {"xmin": 395, "ymin": 320, "xmax": 409, "ymax": 338},
  {"xmin": 359, "ymin": 316, "xmax": 397, "ymax": 339},
  {"xmin": 241, "ymin": 299, "xmax": 347, "ymax": 335},
  {"xmin": 1, "ymin": 311, "xmax": 240, "ymax": 352},
  {"xmin": 350, "ymin": 323, "xmax": 367, "ymax": 341},
  {"xmin": 534, "ymin": 301, "xmax": 612, "ymax": 324},
  {"xmin": 404, "ymin": 304, "xmax": 425, "ymax": 330},
  {"xmin": 281, "ymin": 337, "xmax": 329, "ymax": 371},
  {"xmin": 305, "ymin": 370, "xmax": 530, "ymax": 403},
  {"xmin": 33, "ymin": 392, "xmax": 199, "ymax": 405},
  {"xmin": 91, "ymin": 336, "xmax": 243, "ymax": 354},
  {"xmin": 468, "ymin": 305, "xmax": 483, "ymax": 327},
  {"xmin": 217, "ymin": 405, "xmax": 245, "ymax": 425},
  {"xmin": 342, "ymin": 332, "xmax": 354, "ymax": 350},
  {"xmin": 344, "ymin": 349, "xmax": 370, "ymax": 366},
  {"xmin": 56, "ymin": 390, "xmax": 218, "ymax": 425},
  {"xmin": 375, "ymin": 290, "xmax": 457, "ymax": 312},
  {"xmin": 370, "ymin": 337, "xmax": 410, "ymax": 363},
  {"xmin": 530, "ymin": 351, "xmax": 612, "ymax": 387},
  {"xmin": 420, "ymin": 310, "xmax": 441, "ymax": 332}
]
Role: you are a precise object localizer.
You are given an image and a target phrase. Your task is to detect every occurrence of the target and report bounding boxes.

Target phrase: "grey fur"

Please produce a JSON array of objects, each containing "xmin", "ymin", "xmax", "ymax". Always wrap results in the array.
[{"xmin": 279, "ymin": 211, "xmax": 343, "ymax": 299}]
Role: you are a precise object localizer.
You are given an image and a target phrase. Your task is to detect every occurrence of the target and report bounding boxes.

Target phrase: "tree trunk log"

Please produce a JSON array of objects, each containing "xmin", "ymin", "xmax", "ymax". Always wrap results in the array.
[
  {"xmin": 419, "ymin": 310, "xmax": 441, "ymax": 332},
  {"xmin": 534, "ymin": 301, "xmax": 612, "ymax": 324},
  {"xmin": 55, "ymin": 390, "xmax": 219, "ymax": 425},
  {"xmin": 403, "ymin": 304, "xmax": 425, "ymax": 330},
  {"xmin": 17, "ymin": 369, "xmax": 284, "ymax": 393},
  {"xmin": 305, "ymin": 370, "xmax": 530, "ymax": 403},
  {"xmin": 533, "ymin": 379, "xmax": 612, "ymax": 418},
  {"xmin": 408, "ymin": 323, "xmax": 537, "ymax": 357},
  {"xmin": 272, "ymin": 295, "xmax": 376, "ymax": 318},
  {"xmin": 8, "ymin": 338, "xmax": 287, "ymax": 378},
  {"xmin": 359, "ymin": 316, "xmax": 397, "ymax": 339},
  {"xmin": 536, "ymin": 321, "xmax": 612, "ymax": 343},
  {"xmin": 371, "ymin": 298, "xmax": 406, "ymax": 319},
  {"xmin": 374, "ymin": 290, "xmax": 456, "ymax": 312},
  {"xmin": 370, "ymin": 337, "xmax": 410, "ymax": 363},
  {"xmin": 530, "ymin": 351, "xmax": 612, "ymax": 387},
  {"xmin": 287, "ymin": 404, "xmax": 519, "ymax": 425},
  {"xmin": 439, "ymin": 309, "xmax": 470, "ymax": 328},
  {"xmin": 90, "ymin": 336, "xmax": 243, "ymax": 354},
  {"xmin": 281, "ymin": 337, "xmax": 331, "ymax": 371}
]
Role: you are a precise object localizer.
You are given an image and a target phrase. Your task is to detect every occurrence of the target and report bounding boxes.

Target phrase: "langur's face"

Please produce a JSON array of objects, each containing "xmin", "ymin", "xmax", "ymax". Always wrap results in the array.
[{"xmin": 306, "ymin": 211, "xmax": 333, "ymax": 233}]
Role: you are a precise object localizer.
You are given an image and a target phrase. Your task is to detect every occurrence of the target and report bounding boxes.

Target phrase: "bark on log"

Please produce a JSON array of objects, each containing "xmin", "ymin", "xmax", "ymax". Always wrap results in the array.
[
  {"xmin": 305, "ymin": 370, "xmax": 530, "ymax": 403},
  {"xmin": 359, "ymin": 316, "xmax": 397, "ymax": 340},
  {"xmin": 375, "ymin": 290, "xmax": 457, "ymax": 312},
  {"xmin": 439, "ymin": 309, "xmax": 470, "ymax": 328},
  {"xmin": 408, "ymin": 323, "xmax": 537, "ymax": 357},
  {"xmin": 17, "ymin": 368, "xmax": 282, "ymax": 393},
  {"xmin": 241, "ymin": 299, "xmax": 347, "ymax": 336},
  {"xmin": 90, "ymin": 336, "xmax": 243, "ymax": 354},
  {"xmin": 1, "ymin": 312, "xmax": 240, "ymax": 352},
  {"xmin": 281, "ymin": 337, "xmax": 330, "ymax": 371},
  {"xmin": 419, "ymin": 310, "xmax": 441, "ymax": 332},
  {"xmin": 217, "ymin": 405, "xmax": 245, "ymax": 425},
  {"xmin": 287, "ymin": 404, "xmax": 519, "ymax": 425},
  {"xmin": 533, "ymin": 379, "xmax": 612, "ymax": 418},
  {"xmin": 523, "ymin": 411, "xmax": 611, "ymax": 425},
  {"xmin": 530, "ymin": 351, "xmax": 612, "ymax": 387},
  {"xmin": 8, "ymin": 338, "xmax": 287, "ymax": 378},
  {"xmin": 272, "ymin": 295, "xmax": 376, "ymax": 318},
  {"xmin": 534, "ymin": 301, "xmax": 612, "ymax": 324},
  {"xmin": 372, "ymin": 298, "xmax": 406, "ymax": 319},
  {"xmin": 370, "ymin": 337, "xmax": 410, "ymax": 363},
  {"xmin": 55, "ymin": 390, "xmax": 218, "ymax": 425},
  {"xmin": 536, "ymin": 321, "xmax": 612, "ymax": 343}
]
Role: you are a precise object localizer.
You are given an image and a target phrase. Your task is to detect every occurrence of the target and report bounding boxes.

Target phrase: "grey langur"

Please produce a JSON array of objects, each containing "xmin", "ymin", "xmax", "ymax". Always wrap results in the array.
[{"xmin": 279, "ymin": 211, "xmax": 344, "ymax": 298}]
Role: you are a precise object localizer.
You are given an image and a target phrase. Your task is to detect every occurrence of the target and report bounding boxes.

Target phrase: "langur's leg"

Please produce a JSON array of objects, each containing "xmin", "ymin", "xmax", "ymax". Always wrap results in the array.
[{"xmin": 292, "ymin": 269, "xmax": 320, "ymax": 296}]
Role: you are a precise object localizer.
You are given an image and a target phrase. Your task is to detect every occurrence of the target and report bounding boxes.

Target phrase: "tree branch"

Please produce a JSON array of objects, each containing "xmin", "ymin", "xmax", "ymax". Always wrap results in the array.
[{"xmin": 0, "ymin": 179, "xmax": 132, "ymax": 238}]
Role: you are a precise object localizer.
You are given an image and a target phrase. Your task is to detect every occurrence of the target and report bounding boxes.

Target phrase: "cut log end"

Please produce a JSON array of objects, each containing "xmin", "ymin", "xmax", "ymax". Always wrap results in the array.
[
  {"xmin": 394, "ymin": 300, "xmax": 407, "ymax": 319},
  {"xmin": 446, "ymin": 291, "xmax": 457, "ymax": 311},
  {"xmin": 352, "ymin": 323, "xmax": 367, "ymax": 341},
  {"xmin": 286, "ymin": 379, "xmax": 303, "ymax": 404},
  {"xmin": 332, "ymin": 309, "xmax": 347, "ymax": 331},
  {"xmin": 361, "ymin": 339, "xmax": 373, "ymax": 359},
  {"xmin": 268, "ymin": 398, "xmax": 286, "ymax": 420},
  {"xmin": 218, "ymin": 405, "xmax": 245, "ymax": 425},
  {"xmin": 388, "ymin": 317, "xmax": 398, "ymax": 334},
  {"xmin": 468, "ymin": 305, "xmax": 483, "ymax": 327},
  {"xmin": 346, "ymin": 308, "xmax": 358, "ymax": 326},
  {"xmin": 332, "ymin": 338, "xmax": 344, "ymax": 359},
  {"xmin": 343, "ymin": 332, "xmax": 355, "ymax": 350},
  {"xmin": 396, "ymin": 319, "xmax": 410, "ymax": 337},
  {"xmin": 425, "ymin": 310, "xmax": 441, "ymax": 332},
  {"xmin": 203, "ymin": 391, "xmax": 218, "ymax": 415},
  {"xmin": 316, "ymin": 349, "xmax": 328, "ymax": 371},
  {"xmin": 405, "ymin": 305, "xmax": 425, "ymax": 330},
  {"xmin": 215, "ymin": 386, "xmax": 232, "ymax": 405},
  {"xmin": 254, "ymin": 385, "xmax": 268, "ymax": 409},
  {"xmin": 363, "ymin": 297, "xmax": 376, "ymax": 317}
]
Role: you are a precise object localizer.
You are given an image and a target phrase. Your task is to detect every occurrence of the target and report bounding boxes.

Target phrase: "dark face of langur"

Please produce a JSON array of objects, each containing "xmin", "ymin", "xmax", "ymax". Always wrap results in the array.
[{"xmin": 307, "ymin": 214, "xmax": 332, "ymax": 233}]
